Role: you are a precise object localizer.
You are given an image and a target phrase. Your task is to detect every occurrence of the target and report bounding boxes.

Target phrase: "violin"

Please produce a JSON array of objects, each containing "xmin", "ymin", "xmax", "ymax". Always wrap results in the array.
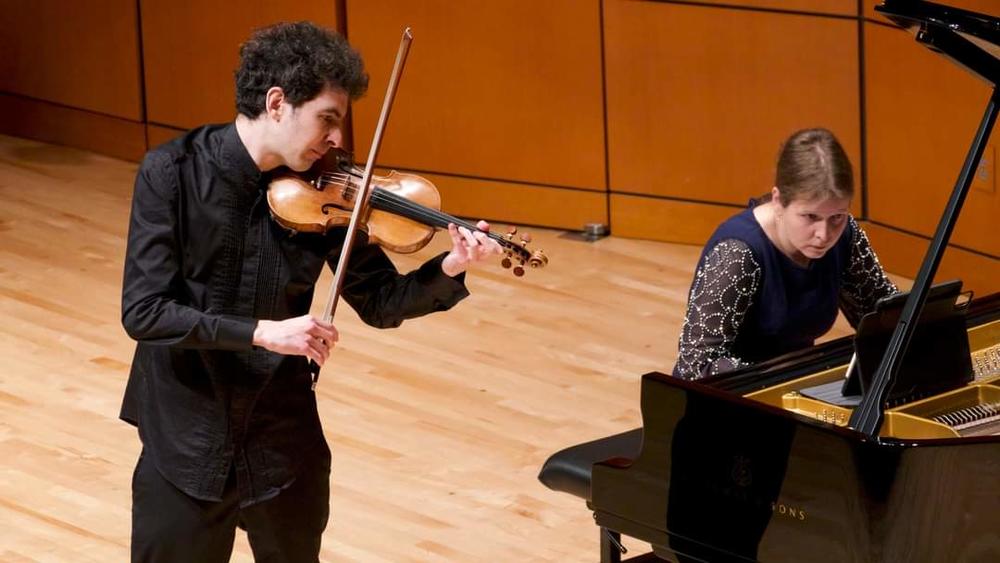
[{"xmin": 267, "ymin": 152, "xmax": 548, "ymax": 276}]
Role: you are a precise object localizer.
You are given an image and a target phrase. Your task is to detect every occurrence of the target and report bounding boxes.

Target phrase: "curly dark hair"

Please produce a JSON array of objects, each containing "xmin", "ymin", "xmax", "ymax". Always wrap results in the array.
[{"xmin": 235, "ymin": 21, "xmax": 368, "ymax": 118}]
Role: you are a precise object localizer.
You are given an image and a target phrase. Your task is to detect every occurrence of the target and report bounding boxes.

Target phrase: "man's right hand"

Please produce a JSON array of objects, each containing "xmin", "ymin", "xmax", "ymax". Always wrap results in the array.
[{"xmin": 252, "ymin": 314, "xmax": 339, "ymax": 366}]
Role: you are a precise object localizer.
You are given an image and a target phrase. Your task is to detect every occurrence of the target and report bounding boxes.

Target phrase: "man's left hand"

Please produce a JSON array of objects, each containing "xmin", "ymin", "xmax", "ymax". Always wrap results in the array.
[{"xmin": 441, "ymin": 220, "xmax": 503, "ymax": 277}]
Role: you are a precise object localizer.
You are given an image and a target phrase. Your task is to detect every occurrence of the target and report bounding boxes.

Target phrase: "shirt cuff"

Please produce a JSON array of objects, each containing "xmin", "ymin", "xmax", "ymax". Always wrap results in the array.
[
  {"xmin": 217, "ymin": 315, "xmax": 257, "ymax": 350},
  {"xmin": 417, "ymin": 252, "xmax": 470, "ymax": 304}
]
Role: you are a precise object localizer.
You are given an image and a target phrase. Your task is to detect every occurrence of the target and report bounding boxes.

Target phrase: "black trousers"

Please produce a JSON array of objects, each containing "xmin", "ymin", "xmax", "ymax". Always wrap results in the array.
[{"xmin": 131, "ymin": 448, "xmax": 331, "ymax": 563}]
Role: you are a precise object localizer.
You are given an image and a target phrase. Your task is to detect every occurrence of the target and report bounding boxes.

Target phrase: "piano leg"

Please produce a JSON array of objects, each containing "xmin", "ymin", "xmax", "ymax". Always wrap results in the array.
[
  {"xmin": 600, "ymin": 528, "xmax": 623, "ymax": 563},
  {"xmin": 602, "ymin": 527, "xmax": 676, "ymax": 562}
]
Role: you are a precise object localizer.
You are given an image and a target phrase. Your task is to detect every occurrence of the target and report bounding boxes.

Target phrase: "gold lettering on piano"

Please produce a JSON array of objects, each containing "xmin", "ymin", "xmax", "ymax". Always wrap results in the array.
[
  {"xmin": 771, "ymin": 502, "xmax": 807, "ymax": 521},
  {"xmin": 719, "ymin": 457, "xmax": 809, "ymax": 523}
]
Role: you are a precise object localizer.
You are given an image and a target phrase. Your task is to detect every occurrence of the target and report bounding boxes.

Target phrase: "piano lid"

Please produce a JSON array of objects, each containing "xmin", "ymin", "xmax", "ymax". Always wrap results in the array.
[{"xmin": 877, "ymin": 0, "xmax": 1000, "ymax": 84}]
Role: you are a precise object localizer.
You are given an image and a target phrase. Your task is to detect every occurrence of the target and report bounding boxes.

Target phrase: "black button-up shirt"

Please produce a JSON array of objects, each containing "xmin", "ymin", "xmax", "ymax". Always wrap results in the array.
[{"xmin": 121, "ymin": 123, "xmax": 469, "ymax": 505}]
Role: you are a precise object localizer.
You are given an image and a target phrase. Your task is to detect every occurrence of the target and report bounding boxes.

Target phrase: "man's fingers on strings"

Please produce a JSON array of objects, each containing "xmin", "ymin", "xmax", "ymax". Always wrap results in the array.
[
  {"xmin": 472, "ymin": 230, "xmax": 500, "ymax": 256},
  {"xmin": 458, "ymin": 226, "xmax": 479, "ymax": 248},
  {"xmin": 447, "ymin": 223, "xmax": 466, "ymax": 248}
]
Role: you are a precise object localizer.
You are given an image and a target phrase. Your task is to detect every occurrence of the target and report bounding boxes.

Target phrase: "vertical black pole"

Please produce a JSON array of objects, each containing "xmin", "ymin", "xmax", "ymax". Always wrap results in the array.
[
  {"xmin": 850, "ymin": 86, "xmax": 1000, "ymax": 436},
  {"xmin": 601, "ymin": 528, "xmax": 623, "ymax": 563}
]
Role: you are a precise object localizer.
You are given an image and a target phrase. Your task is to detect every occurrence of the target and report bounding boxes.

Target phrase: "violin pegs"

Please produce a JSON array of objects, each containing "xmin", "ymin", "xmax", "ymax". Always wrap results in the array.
[
  {"xmin": 520, "ymin": 233, "xmax": 532, "ymax": 243},
  {"xmin": 501, "ymin": 257, "xmax": 512, "ymax": 269},
  {"xmin": 507, "ymin": 226, "xmax": 517, "ymax": 236},
  {"xmin": 513, "ymin": 265, "xmax": 525, "ymax": 277}
]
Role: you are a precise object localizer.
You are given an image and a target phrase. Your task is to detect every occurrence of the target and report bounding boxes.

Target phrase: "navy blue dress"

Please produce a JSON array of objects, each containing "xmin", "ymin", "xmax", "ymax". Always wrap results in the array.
[{"xmin": 673, "ymin": 202, "xmax": 897, "ymax": 379}]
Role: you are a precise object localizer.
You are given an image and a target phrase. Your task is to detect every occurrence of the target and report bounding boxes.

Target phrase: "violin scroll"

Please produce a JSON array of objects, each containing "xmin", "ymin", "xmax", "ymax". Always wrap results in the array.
[{"xmin": 500, "ymin": 226, "xmax": 548, "ymax": 277}]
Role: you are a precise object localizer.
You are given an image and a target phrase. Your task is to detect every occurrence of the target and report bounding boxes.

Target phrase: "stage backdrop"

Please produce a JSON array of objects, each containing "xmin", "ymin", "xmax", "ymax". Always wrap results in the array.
[{"xmin": 1, "ymin": 0, "xmax": 996, "ymax": 293}]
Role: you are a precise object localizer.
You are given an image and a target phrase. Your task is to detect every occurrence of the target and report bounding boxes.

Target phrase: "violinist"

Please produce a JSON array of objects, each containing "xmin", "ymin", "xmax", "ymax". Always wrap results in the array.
[{"xmin": 120, "ymin": 21, "xmax": 500, "ymax": 562}]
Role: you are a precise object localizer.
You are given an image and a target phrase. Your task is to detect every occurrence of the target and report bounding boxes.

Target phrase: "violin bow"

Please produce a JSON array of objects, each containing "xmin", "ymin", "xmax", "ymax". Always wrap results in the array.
[{"xmin": 312, "ymin": 27, "xmax": 414, "ymax": 390}]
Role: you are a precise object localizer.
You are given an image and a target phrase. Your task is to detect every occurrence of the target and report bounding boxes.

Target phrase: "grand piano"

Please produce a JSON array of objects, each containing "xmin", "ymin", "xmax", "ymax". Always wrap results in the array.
[{"xmin": 539, "ymin": 2, "xmax": 1000, "ymax": 561}]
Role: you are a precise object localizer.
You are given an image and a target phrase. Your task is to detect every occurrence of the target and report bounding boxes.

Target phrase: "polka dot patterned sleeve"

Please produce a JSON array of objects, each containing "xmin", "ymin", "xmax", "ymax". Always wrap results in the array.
[
  {"xmin": 838, "ymin": 217, "xmax": 899, "ymax": 327},
  {"xmin": 674, "ymin": 239, "xmax": 762, "ymax": 380}
]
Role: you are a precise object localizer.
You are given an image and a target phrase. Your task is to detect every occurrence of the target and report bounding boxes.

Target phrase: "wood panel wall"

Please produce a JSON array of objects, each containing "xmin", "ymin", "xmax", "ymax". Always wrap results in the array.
[
  {"xmin": 139, "ymin": 0, "xmax": 340, "ymax": 131},
  {"xmin": 346, "ymin": 0, "xmax": 608, "ymax": 230},
  {"xmin": 1, "ymin": 0, "xmax": 997, "ymax": 293},
  {"xmin": 0, "ymin": 1, "xmax": 146, "ymax": 160},
  {"xmin": 603, "ymin": 0, "xmax": 861, "ymax": 239},
  {"xmin": 863, "ymin": 0, "xmax": 1000, "ymax": 294}
]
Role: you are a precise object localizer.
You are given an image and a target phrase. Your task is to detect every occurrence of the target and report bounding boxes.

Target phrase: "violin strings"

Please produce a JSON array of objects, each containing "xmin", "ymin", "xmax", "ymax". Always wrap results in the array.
[
  {"xmin": 371, "ymin": 192, "xmax": 471, "ymax": 230},
  {"xmin": 312, "ymin": 174, "xmax": 525, "ymax": 255},
  {"xmin": 318, "ymin": 175, "xmax": 467, "ymax": 228},
  {"xmin": 371, "ymin": 191, "xmax": 524, "ymax": 255},
  {"xmin": 318, "ymin": 173, "xmax": 352, "ymax": 183}
]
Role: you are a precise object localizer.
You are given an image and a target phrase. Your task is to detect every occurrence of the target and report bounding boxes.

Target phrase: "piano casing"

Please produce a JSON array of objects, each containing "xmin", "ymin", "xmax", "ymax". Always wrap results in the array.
[{"xmin": 591, "ymin": 297, "xmax": 1000, "ymax": 563}]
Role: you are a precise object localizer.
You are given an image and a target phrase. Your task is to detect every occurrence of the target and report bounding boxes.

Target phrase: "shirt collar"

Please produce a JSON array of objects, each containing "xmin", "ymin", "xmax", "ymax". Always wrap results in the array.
[{"xmin": 218, "ymin": 122, "xmax": 264, "ymax": 188}]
